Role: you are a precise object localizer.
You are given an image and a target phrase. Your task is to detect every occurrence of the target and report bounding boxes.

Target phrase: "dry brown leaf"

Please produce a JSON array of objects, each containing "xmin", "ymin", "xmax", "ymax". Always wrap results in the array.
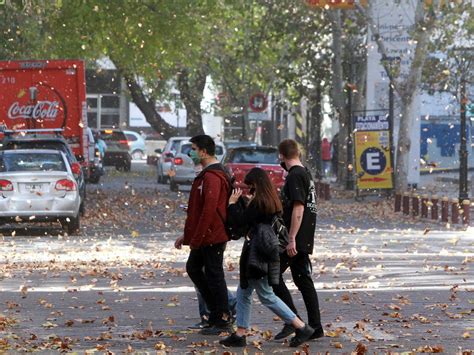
[
  {"xmin": 154, "ymin": 342, "xmax": 166, "ymax": 350},
  {"xmin": 353, "ymin": 342, "xmax": 368, "ymax": 354}
]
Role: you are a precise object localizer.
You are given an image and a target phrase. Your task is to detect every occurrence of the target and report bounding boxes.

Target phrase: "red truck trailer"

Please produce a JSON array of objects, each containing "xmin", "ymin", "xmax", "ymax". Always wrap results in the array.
[{"xmin": 0, "ymin": 59, "xmax": 90, "ymax": 176}]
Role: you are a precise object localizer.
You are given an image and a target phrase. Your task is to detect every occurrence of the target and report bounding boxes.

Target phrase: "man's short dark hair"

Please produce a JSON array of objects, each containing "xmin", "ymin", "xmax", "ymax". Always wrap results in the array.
[
  {"xmin": 278, "ymin": 139, "xmax": 300, "ymax": 159},
  {"xmin": 190, "ymin": 135, "xmax": 216, "ymax": 156}
]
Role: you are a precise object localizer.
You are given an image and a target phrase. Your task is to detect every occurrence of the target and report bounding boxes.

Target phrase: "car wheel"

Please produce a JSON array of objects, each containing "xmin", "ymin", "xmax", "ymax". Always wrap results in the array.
[
  {"xmin": 62, "ymin": 214, "xmax": 80, "ymax": 235},
  {"xmin": 124, "ymin": 161, "xmax": 131, "ymax": 172},
  {"xmin": 132, "ymin": 150, "xmax": 144, "ymax": 160}
]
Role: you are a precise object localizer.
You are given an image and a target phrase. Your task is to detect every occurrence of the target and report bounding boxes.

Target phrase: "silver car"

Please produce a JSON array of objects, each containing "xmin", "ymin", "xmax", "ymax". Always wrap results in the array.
[
  {"xmin": 0, "ymin": 149, "xmax": 81, "ymax": 234},
  {"xmin": 156, "ymin": 136, "xmax": 191, "ymax": 184},
  {"xmin": 168, "ymin": 140, "xmax": 226, "ymax": 191}
]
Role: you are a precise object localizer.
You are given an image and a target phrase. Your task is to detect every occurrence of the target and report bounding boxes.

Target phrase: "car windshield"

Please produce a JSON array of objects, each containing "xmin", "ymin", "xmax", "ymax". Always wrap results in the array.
[
  {"xmin": 181, "ymin": 144, "xmax": 192, "ymax": 155},
  {"xmin": 225, "ymin": 148, "xmax": 279, "ymax": 164},
  {"xmin": 126, "ymin": 134, "xmax": 137, "ymax": 141},
  {"xmin": 0, "ymin": 153, "xmax": 67, "ymax": 172},
  {"xmin": 170, "ymin": 140, "xmax": 182, "ymax": 152},
  {"xmin": 101, "ymin": 130, "xmax": 127, "ymax": 141},
  {"xmin": 4, "ymin": 141, "xmax": 74, "ymax": 163},
  {"xmin": 215, "ymin": 145, "xmax": 224, "ymax": 155}
]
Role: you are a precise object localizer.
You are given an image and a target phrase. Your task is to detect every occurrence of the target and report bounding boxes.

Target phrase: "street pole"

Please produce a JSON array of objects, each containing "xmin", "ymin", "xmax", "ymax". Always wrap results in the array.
[
  {"xmin": 346, "ymin": 83, "xmax": 355, "ymax": 190},
  {"xmin": 459, "ymin": 75, "xmax": 469, "ymax": 201}
]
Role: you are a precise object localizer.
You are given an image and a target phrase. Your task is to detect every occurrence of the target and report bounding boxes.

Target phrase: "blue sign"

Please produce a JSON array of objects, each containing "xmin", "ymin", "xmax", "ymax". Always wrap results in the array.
[{"xmin": 354, "ymin": 115, "xmax": 389, "ymax": 131}]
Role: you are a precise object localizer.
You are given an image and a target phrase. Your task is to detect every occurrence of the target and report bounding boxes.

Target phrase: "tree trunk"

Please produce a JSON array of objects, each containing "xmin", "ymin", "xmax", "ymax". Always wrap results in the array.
[
  {"xmin": 123, "ymin": 73, "xmax": 177, "ymax": 139},
  {"xmin": 176, "ymin": 67, "xmax": 206, "ymax": 137},
  {"xmin": 309, "ymin": 88, "xmax": 323, "ymax": 179},
  {"xmin": 329, "ymin": 10, "xmax": 349, "ymax": 184},
  {"xmin": 360, "ymin": 1, "xmax": 438, "ymax": 191},
  {"xmin": 394, "ymin": 3, "xmax": 436, "ymax": 191}
]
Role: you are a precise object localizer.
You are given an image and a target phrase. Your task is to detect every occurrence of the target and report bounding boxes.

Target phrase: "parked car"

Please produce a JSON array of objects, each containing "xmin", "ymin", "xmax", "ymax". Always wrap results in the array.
[
  {"xmin": 156, "ymin": 136, "xmax": 191, "ymax": 184},
  {"xmin": 99, "ymin": 129, "xmax": 132, "ymax": 171},
  {"xmin": 1, "ymin": 133, "xmax": 86, "ymax": 215},
  {"xmin": 124, "ymin": 130, "xmax": 146, "ymax": 160},
  {"xmin": 224, "ymin": 141, "xmax": 258, "ymax": 150},
  {"xmin": 223, "ymin": 146, "xmax": 286, "ymax": 192},
  {"xmin": 0, "ymin": 149, "xmax": 81, "ymax": 234},
  {"xmin": 168, "ymin": 140, "xmax": 226, "ymax": 191}
]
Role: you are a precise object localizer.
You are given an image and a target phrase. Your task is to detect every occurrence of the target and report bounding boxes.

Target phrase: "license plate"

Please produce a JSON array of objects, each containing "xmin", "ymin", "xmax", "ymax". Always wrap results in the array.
[{"xmin": 24, "ymin": 184, "xmax": 42, "ymax": 192}]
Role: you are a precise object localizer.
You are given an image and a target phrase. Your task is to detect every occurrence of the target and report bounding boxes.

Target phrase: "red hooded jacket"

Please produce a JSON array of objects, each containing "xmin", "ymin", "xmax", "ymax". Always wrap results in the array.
[
  {"xmin": 183, "ymin": 164, "xmax": 231, "ymax": 249},
  {"xmin": 321, "ymin": 138, "xmax": 331, "ymax": 161}
]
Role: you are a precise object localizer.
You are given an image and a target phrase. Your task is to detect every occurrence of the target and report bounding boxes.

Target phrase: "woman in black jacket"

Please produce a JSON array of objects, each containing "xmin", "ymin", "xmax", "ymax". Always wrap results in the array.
[{"xmin": 219, "ymin": 168, "xmax": 314, "ymax": 348}]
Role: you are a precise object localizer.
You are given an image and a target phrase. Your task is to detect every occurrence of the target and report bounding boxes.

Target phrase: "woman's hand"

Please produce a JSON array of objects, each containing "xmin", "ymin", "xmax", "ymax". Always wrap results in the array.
[{"xmin": 229, "ymin": 188, "xmax": 242, "ymax": 205}]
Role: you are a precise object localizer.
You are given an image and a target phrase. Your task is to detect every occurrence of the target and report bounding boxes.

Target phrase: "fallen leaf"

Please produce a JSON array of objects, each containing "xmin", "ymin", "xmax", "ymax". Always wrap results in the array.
[{"xmin": 155, "ymin": 342, "xmax": 166, "ymax": 350}]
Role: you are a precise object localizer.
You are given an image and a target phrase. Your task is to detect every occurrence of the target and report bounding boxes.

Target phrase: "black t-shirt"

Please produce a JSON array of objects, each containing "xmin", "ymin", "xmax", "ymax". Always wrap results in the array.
[{"xmin": 281, "ymin": 165, "xmax": 317, "ymax": 254}]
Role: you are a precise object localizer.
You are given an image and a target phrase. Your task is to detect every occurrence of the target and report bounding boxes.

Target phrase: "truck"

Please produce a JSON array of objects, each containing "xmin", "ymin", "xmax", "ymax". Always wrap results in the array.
[{"xmin": 0, "ymin": 59, "xmax": 97, "ymax": 181}]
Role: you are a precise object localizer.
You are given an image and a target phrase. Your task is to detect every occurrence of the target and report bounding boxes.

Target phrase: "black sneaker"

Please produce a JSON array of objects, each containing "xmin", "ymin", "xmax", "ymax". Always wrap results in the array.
[
  {"xmin": 219, "ymin": 333, "xmax": 247, "ymax": 347},
  {"xmin": 289, "ymin": 325, "xmax": 314, "ymax": 347},
  {"xmin": 309, "ymin": 327, "xmax": 324, "ymax": 340},
  {"xmin": 200, "ymin": 322, "xmax": 233, "ymax": 335},
  {"xmin": 274, "ymin": 324, "xmax": 296, "ymax": 340},
  {"xmin": 188, "ymin": 319, "xmax": 210, "ymax": 330}
]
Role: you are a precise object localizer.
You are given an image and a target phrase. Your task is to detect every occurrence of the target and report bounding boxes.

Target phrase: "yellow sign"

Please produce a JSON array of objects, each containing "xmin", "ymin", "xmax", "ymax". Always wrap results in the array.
[
  {"xmin": 354, "ymin": 129, "xmax": 393, "ymax": 190},
  {"xmin": 306, "ymin": 0, "xmax": 368, "ymax": 9}
]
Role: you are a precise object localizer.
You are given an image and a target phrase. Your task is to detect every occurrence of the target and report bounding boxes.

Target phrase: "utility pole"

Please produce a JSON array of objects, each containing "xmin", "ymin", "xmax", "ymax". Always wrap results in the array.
[
  {"xmin": 453, "ymin": 47, "xmax": 473, "ymax": 201},
  {"xmin": 459, "ymin": 75, "xmax": 469, "ymax": 201}
]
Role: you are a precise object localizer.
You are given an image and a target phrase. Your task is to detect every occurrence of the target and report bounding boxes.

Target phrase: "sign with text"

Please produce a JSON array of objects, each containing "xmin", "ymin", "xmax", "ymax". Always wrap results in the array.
[{"xmin": 354, "ymin": 115, "xmax": 393, "ymax": 190}]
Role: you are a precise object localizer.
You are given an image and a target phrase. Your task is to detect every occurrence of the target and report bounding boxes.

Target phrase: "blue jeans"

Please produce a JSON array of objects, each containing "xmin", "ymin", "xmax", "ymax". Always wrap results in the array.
[
  {"xmin": 236, "ymin": 277, "xmax": 296, "ymax": 329},
  {"xmin": 196, "ymin": 287, "xmax": 237, "ymax": 319}
]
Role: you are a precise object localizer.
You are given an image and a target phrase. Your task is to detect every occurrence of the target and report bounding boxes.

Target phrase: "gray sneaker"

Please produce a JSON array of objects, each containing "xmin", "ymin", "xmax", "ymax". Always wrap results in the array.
[{"xmin": 188, "ymin": 318, "xmax": 210, "ymax": 330}]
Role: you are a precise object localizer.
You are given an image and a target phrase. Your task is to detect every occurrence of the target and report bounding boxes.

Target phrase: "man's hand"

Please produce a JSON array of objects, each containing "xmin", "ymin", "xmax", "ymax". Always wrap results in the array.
[
  {"xmin": 174, "ymin": 235, "xmax": 184, "ymax": 249},
  {"xmin": 286, "ymin": 240, "xmax": 297, "ymax": 257}
]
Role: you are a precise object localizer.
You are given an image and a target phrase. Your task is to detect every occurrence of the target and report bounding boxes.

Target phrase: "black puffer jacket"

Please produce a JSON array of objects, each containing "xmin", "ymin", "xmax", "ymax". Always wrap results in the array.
[
  {"xmin": 227, "ymin": 201, "xmax": 280, "ymax": 289},
  {"xmin": 247, "ymin": 223, "xmax": 280, "ymax": 286}
]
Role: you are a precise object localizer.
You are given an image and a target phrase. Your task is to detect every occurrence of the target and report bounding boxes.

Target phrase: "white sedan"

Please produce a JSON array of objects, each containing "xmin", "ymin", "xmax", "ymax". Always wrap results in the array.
[{"xmin": 0, "ymin": 149, "xmax": 81, "ymax": 234}]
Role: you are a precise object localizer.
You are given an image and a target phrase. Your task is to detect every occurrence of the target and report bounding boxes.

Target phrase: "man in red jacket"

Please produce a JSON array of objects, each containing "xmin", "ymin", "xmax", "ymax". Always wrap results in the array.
[{"xmin": 174, "ymin": 135, "xmax": 232, "ymax": 335}]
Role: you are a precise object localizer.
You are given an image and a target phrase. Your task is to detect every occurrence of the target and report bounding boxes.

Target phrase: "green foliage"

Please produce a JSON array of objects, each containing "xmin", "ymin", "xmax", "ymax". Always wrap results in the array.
[{"xmin": 422, "ymin": 2, "xmax": 473, "ymax": 96}]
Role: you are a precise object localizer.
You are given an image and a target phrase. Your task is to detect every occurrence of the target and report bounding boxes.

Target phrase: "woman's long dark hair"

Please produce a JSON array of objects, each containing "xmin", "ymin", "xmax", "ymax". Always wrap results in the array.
[{"xmin": 244, "ymin": 167, "xmax": 282, "ymax": 216}]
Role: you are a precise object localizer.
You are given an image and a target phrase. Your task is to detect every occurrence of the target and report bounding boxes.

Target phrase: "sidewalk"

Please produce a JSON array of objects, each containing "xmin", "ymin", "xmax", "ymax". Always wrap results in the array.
[{"xmin": 0, "ymin": 204, "xmax": 472, "ymax": 353}]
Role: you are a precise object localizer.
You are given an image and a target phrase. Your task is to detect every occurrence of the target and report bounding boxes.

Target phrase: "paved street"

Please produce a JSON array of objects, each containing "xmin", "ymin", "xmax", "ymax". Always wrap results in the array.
[{"xmin": 0, "ymin": 163, "xmax": 473, "ymax": 353}]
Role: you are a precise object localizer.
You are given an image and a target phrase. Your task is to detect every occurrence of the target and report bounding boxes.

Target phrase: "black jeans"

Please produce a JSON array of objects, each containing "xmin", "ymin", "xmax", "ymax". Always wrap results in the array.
[
  {"xmin": 272, "ymin": 252, "xmax": 322, "ymax": 330},
  {"xmin": 186, "ymin": 242, "xmax": 229, "ymax": 324}
]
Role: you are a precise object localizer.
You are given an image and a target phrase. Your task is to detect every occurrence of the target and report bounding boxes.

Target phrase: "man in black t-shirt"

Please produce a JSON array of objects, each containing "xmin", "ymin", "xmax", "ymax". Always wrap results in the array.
[{"xmin": 272, "ymin": 139, "xmax": 324, "ymax": 342}]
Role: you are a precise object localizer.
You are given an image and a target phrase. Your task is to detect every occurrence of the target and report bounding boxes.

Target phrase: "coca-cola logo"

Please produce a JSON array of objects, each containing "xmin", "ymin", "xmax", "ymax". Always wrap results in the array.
[{"xmin": 8, "ymin": 101, "xmax": 60, "ymax": 120}]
